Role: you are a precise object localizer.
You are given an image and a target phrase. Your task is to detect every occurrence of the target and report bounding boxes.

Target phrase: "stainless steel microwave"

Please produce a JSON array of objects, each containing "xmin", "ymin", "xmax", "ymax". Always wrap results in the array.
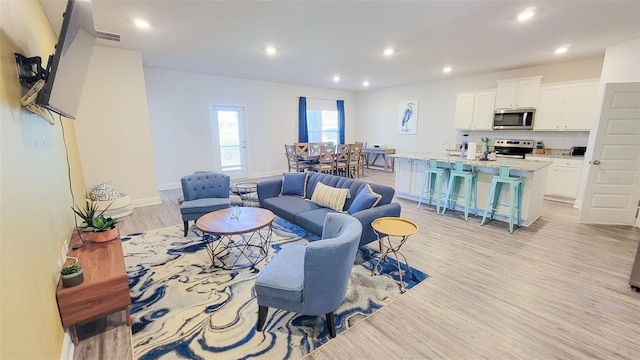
[{"xmin": 493, "ymin": 109, "xmax": 535, "ymax": 130}]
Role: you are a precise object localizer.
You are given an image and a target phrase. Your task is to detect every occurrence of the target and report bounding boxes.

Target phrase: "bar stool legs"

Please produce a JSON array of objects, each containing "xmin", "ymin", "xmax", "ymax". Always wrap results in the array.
[
  {"xmin": 442, "ymin": 161, "xmax": 477, "ymax": 221},
  {"xmin": 481, "ymin": 166, "xmax": 523, "ymax": 233},
  {"xmin": 417, "ymin": 160, "xmax": 447, "ymax": 214}
]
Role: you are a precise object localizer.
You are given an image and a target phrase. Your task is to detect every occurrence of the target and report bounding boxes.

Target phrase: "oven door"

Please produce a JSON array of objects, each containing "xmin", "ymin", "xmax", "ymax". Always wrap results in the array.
[{"xmin": 493, "ymin": 109, "xmax": 535, "ymax": 130}]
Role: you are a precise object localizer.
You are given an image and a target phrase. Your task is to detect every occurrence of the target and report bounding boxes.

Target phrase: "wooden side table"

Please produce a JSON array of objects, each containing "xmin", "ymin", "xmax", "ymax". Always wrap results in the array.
[
  {"xmin": 371, "ymin": 217, "xmax": 419, "ymax": 289},
  {"xmin": 56, "ymin": 231, "xmax": 132, "ymax": 345}
]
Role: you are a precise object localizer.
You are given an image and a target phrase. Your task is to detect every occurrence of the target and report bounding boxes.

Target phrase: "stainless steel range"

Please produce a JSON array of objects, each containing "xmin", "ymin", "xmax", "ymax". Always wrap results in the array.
[{"xmin": 493, "ymin": 139, "xmax": 535, "ymax": 159}]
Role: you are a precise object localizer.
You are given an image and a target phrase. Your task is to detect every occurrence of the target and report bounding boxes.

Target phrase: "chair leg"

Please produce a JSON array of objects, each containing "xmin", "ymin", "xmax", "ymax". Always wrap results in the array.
[
  {"xmin": 326, "ymin": 311, "xmax": 337, "ymax": 338},
  {"xmin": 257, "ymin": 305, "xmax": 269, "ymax": 331},
  {"xmin": 183, "ymin": 221, "xmax": 189, "ymax": 237}
]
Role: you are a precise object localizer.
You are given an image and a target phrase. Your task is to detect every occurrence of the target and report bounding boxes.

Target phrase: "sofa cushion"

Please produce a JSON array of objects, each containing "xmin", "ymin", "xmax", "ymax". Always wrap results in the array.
[
  {"xmin": 262, "ymin": 196, "xmax": 322, "ymax": 223},
  {"xmin": 280, "ymin": 172, "xmax": 308, "ymax": 197},
  {"xmin": 295, "ymin": 208, "xmax": 334, "ymax": 236},
  {"xmin": 310, "ymin": 182, "xmax": 350, "ymax": 212},
  {"xmin": 348, "ymin": 184, "xmax": 382, "ymax": 215}
]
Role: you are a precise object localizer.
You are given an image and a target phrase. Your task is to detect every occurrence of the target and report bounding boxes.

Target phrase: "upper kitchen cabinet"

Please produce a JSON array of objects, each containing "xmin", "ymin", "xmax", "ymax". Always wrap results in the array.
[
  {"xmin": 534, "ymin": 80, "xmax": 599, "ymax": 131},
  {"xmin": 495, "ymin": 76, "xmax": 542, "ymax": 109},
  {"xmin": 454, "ymin": 90, "xmax": 496, "ymax": 130}
]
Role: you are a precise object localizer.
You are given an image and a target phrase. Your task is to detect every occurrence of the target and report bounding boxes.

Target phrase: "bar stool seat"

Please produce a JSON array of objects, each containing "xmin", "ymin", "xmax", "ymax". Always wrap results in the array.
[
  {"xmin": 417, "ymin": 159, "xmax": 449, "ymax": 214},
  {"xmin": 481, "ymin": 165, "xmax": 523, "ymax": 233},
  {"xmin": 442, "ymin": 160, "xmax": 477, "ymax": 221}
]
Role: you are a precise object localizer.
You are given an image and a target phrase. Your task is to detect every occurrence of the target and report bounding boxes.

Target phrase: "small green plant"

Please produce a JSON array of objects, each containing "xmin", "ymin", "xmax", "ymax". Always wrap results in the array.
[
  {"xmin": 60, "ymin": 260, "xmax": 81, "ymax": 275},
  {"xmin": 72, "ymin": 201, "xmax": 119, "ymax": 232}
]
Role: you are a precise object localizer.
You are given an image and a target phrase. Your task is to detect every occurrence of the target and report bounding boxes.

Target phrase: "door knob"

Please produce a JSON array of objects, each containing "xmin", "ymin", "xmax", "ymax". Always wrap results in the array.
[{"xmin": 590, "ymin": 160, "xmax": 601, "ymax": 165}]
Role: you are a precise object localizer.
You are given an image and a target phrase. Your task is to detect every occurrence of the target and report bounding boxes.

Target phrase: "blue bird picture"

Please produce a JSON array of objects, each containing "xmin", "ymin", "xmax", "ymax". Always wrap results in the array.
[{"xmin": 398, "ymin": 100, "xmax": 418, "ymax": 134}]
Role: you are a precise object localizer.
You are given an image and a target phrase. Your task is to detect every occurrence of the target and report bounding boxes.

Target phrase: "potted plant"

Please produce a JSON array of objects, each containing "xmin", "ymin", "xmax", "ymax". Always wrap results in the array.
[
  {"xmin": 60, "ymin": 257, "xmax": 84, "ymax": 288},
  {"xmin": 72, "ymin": 201, "xmax": 120, "ymax": 242}
]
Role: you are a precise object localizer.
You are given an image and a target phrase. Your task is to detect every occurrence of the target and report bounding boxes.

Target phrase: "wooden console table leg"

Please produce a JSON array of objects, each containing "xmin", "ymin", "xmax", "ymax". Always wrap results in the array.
[{"xmin": 72, "ymin": 325, "xmax": 79, "ymax": 346}]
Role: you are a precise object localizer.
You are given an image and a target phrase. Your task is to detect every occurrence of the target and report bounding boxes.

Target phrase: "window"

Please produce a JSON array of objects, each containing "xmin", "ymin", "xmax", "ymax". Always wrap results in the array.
[{"xmin": 307, "ymin": 110, "xmax": 338, "ymax": 144}]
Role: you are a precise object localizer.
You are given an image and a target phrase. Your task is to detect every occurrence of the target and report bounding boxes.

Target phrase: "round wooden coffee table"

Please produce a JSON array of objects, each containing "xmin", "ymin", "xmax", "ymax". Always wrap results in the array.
[{"xmin": 196, "ymin": 207, "xmax": 275, "ymax": 269}]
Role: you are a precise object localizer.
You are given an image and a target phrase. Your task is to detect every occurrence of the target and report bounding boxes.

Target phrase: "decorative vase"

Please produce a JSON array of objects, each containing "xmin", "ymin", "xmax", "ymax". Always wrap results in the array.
[
  {"xmin": 61, "ymin": 268, "xmax": 84, "ymax": 288},
  {"xmin": 81, "ymin": 226, "xmax": 119, "ymax": 243}
]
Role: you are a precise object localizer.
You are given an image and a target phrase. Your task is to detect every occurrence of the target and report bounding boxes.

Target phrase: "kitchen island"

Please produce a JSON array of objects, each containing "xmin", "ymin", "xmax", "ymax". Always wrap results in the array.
[{"xmin": 392, "ymin": 153, "xmax": 553, "ymax": 226}]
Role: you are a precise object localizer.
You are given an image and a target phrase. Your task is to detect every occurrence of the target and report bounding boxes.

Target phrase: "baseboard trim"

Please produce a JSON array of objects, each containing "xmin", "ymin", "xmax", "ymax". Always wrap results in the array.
[
  {"xmin": 59, "ymin": 328, "xmax": 74, "ymax": 360},
  {"xmin": 158, "ymin": 182, "xmax": 181, "ymax": 191},
  {"xmin": 131, "ymin": 196, "xmax": 162, "ymax": 207}
]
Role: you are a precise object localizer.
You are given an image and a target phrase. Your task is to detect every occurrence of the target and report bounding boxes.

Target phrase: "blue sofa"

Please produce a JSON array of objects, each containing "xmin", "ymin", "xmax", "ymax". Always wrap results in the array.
[{"xmin": 257, "ymin": 172, "xmax": 401, "ymax": 247}]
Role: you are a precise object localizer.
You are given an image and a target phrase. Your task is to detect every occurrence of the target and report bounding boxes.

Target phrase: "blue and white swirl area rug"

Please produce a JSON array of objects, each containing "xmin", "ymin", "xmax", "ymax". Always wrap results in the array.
[{"xmin": 122, "ymin": 217, "xmax": 428, "ymax": 360}]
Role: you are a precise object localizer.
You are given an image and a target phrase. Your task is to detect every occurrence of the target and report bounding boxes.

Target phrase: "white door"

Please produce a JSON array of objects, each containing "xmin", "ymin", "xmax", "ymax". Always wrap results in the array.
[
  {"xmin": 210, "ymin": 105, "xmax": 248, "ymax": 179},
  {"xmin": 580, "ymin": 82, "xmax": 640, "ymax": 225}
]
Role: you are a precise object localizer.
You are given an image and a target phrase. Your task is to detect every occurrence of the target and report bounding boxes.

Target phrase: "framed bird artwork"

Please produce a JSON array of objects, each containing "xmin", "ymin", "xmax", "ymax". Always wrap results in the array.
[{"xmin": 398, "ymin": 100, "xmax": 418, "ymax": 134}]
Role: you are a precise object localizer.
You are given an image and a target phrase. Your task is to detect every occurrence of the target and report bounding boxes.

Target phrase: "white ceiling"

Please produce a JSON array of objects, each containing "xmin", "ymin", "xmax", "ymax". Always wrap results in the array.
[{"xmin": 40, "ymin": 0, "xmax": 640, "ymax": 91}]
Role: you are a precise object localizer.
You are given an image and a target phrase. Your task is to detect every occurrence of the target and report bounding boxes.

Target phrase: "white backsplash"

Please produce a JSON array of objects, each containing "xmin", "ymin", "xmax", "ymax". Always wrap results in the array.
[{"xmin": 458, "ymin": 130, "xmax": 589, "ymax": 150}]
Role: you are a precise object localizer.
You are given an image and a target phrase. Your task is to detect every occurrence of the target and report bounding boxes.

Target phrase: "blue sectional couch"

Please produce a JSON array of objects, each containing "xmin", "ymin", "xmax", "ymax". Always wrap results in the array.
[{"xmin": 257, "ymin": 172, "xmax": 401, "ymax": 247}]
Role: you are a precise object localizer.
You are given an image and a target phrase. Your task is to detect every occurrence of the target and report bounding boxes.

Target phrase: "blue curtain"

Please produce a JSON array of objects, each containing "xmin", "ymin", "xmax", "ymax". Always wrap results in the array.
[
  {"xmin": 298, "ymin": 97, "xmax": 308, "ymax": 142},
  {"xmin": 337, "ymin": 100, "xmax": 345, "ymax": 144}
]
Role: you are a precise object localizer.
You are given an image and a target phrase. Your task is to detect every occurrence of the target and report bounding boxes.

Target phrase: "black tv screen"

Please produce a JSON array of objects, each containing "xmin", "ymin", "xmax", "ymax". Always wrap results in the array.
[{"xmin": 37, "ymin": 0, "xmax": 96, "ymax": 119}]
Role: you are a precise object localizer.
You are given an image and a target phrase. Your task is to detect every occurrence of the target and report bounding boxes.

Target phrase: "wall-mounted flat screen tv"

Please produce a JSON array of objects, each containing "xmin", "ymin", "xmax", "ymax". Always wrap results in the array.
[{"xmin": 37, "ymin": 0, "xmax": 96, "ymax": 119}]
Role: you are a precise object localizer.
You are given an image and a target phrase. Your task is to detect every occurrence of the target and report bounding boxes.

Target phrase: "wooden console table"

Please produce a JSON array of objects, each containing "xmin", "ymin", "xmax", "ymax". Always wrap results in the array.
[
  {"xmin": 366, "ymin": 148, "xmax": 396, "ymax": 172},
  {"xmin": 56, "ymin": 231, "xmax": 131, "ymax": 345}
]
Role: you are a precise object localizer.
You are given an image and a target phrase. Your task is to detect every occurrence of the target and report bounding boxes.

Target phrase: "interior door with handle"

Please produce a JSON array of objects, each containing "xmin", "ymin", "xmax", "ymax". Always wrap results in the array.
[
  {"xmin": 210, "ymin": 105, "xmax": 248, "ymax": 179},
  {"xmin": 580, "ymin": 82, "xmax": 640, "ymax": 225}
]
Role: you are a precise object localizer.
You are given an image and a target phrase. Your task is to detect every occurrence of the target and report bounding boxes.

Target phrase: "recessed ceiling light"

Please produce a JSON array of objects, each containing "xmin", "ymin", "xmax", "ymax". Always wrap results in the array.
[
  {"xmin": 134, "ymin": 19, "xmax": 150, "ymax": 29},
  {"xmin": 333, "ymin": 75, "xmax": 340, "ymax": 82},
  {"xmin": 363, "ymin": 80, "xmax": 370, "ymax": 87},
  {"xmin": 265, "ymin": 46, "xmax": 277, "ymax": 55},
  {"xmin": 383, "ymin": 48, "xmax": 395, "ymax": 56},
  {"xmin": 555, "ymin": 46, "xmax": 569, "ymax": 54},
  {"xmin": 517, "ymin": 8, "xmax": 536, "ymax": 22},
  {"xmin": 443, "ymin": 66, "xmax": 452, "ymax": 73}
]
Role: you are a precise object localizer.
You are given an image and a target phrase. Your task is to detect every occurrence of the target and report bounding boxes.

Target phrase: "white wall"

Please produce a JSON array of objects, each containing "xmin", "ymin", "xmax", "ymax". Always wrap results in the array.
[
  {"xmin": 144, "ymin": 67, "xmax": 356, "ymax": 189},
  {"xmin": 576, "ymin": 38, "xmax": 640, "ymax": 211},
  {"xmin": 354, "ymin": 57, "xmax": 604, "ymax": 153},
  {"xmin": 75, "ymin": 46, "xmax": 160, "ymax": 206}
]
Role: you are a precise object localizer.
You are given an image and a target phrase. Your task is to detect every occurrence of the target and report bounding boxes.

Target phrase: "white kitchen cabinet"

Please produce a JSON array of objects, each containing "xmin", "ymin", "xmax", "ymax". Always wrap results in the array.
[
  {"xmin": 495, "ymin": 77, "xmax": 542, "ymax": 109},
  {"xmin": 410, "ymin": 160, "xmax": 428, "ymax": 196},
  {"xmin": 454, "ymin": 90, "xmax": 496, "ymax": 130},
  {"xmin": 534, "ymin": 80, "xmax": 599, "ymax": 131},
  {"xmin": 527, "ymin": 156, "xmax": 583, "ymax": 200},
  {"xmin": 395, "ymin": 157, "xmax": 413, "ymax": 195}
]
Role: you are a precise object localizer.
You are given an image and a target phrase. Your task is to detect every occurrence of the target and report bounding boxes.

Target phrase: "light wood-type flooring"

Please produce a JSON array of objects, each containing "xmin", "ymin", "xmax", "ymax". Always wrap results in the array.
[{"xmin": 73, "ymin": 169, "xmax": 640, "ymax": 360}]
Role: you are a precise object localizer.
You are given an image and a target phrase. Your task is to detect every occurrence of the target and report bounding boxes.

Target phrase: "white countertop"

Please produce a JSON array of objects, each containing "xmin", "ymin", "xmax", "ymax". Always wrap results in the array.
[{"xmin": 391, "ymin": 152, "xmax": 553, "ymax": 172}]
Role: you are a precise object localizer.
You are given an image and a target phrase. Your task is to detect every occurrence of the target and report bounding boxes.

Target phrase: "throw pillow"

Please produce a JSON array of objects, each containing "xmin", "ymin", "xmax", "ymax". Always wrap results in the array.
[
  {"xmin": 280, "ymin": 172, "xmax": 308, "ymax": 197},
  {"xmin": 348, "ymin": 184, "xmax": 382, "ymax": 215},
  {"xmin": 310, "ymin": 182, "xmax": 350, "ymax": 212}
]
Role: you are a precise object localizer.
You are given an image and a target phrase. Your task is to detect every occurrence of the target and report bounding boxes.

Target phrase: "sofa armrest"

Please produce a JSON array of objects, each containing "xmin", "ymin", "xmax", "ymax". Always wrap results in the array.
[
  {"xmin": 257, "ymin": 179, "xmax": 283, "ymax": 206},
  {"xmin": 351, "ymin": 202, "xmax": 402, "ymax": 247}
]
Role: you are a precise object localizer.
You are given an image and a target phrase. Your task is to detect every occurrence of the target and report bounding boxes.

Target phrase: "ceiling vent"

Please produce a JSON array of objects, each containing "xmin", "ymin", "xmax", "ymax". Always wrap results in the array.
[{"xmin": 95, "ymin": 31, "xmax": 121, "ymax": 42}]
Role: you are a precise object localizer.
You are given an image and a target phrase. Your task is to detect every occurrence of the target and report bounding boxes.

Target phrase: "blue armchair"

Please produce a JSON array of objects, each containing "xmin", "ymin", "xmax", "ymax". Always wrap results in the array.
[
  {"xmin": 180, "ymin": 172, "xmax": 230, "ymax": 236},
  {"xmin": 255, "ymin": 213, "xmax": 362, "ymax": 338}
]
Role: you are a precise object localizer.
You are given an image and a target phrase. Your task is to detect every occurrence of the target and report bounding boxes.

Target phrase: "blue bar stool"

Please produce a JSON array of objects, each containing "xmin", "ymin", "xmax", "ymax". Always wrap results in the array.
[
  {"xmin": 417, "ymin": 159, "xmax": 449, "ymax": 214},
  {"xmin": 481, "ymin": 165, "xmax": 523, "ymax": 233},
  {"xmin": 442, "ymin": 160, "xmax": 477, "ymax": 221}
]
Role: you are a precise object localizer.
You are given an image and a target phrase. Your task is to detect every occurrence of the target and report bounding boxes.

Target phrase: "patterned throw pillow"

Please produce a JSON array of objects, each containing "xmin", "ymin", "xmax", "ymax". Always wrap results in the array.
[
  {"xmin": 310, "ymin": 182, "xmax": 350, "ymax": 212},
  {"xmin": 280, "ymin": 172, "xmax": 309, "ymax": 197},
  {"xmin": 348, "ymin": 184, "xmax": 382, "ymax": 214},
  {"xmin": 89, "ymin": 182, "xmax": 123, "ymax": 201}
]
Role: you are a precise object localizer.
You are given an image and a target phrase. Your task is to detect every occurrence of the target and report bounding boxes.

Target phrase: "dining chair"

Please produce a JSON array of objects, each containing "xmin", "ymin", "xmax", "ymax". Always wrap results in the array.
[
  {"xmin": 294, "ymin": 142, "xmax": 309, "ymax": 159},
  {"xmin": 312, "ymin": 145, "xmax": 336, "ymax": 174},
  {"xmin": 347, "ymin": 143, "xmax": 362, "ymax": 178},
  {"xmin": 308, "ymin": 143, "xmax": 323, "ymax": 157},
  {"xmin": 334, "ymin": 144, "xmax": 350, "ymax": 177},
  {"xmin": 285, "ymin": 144, "xmax": 311, "ymax": 172},
  {"xmin": 355, "ymin": 141, "xmax": 367, "ymax": 176}
]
